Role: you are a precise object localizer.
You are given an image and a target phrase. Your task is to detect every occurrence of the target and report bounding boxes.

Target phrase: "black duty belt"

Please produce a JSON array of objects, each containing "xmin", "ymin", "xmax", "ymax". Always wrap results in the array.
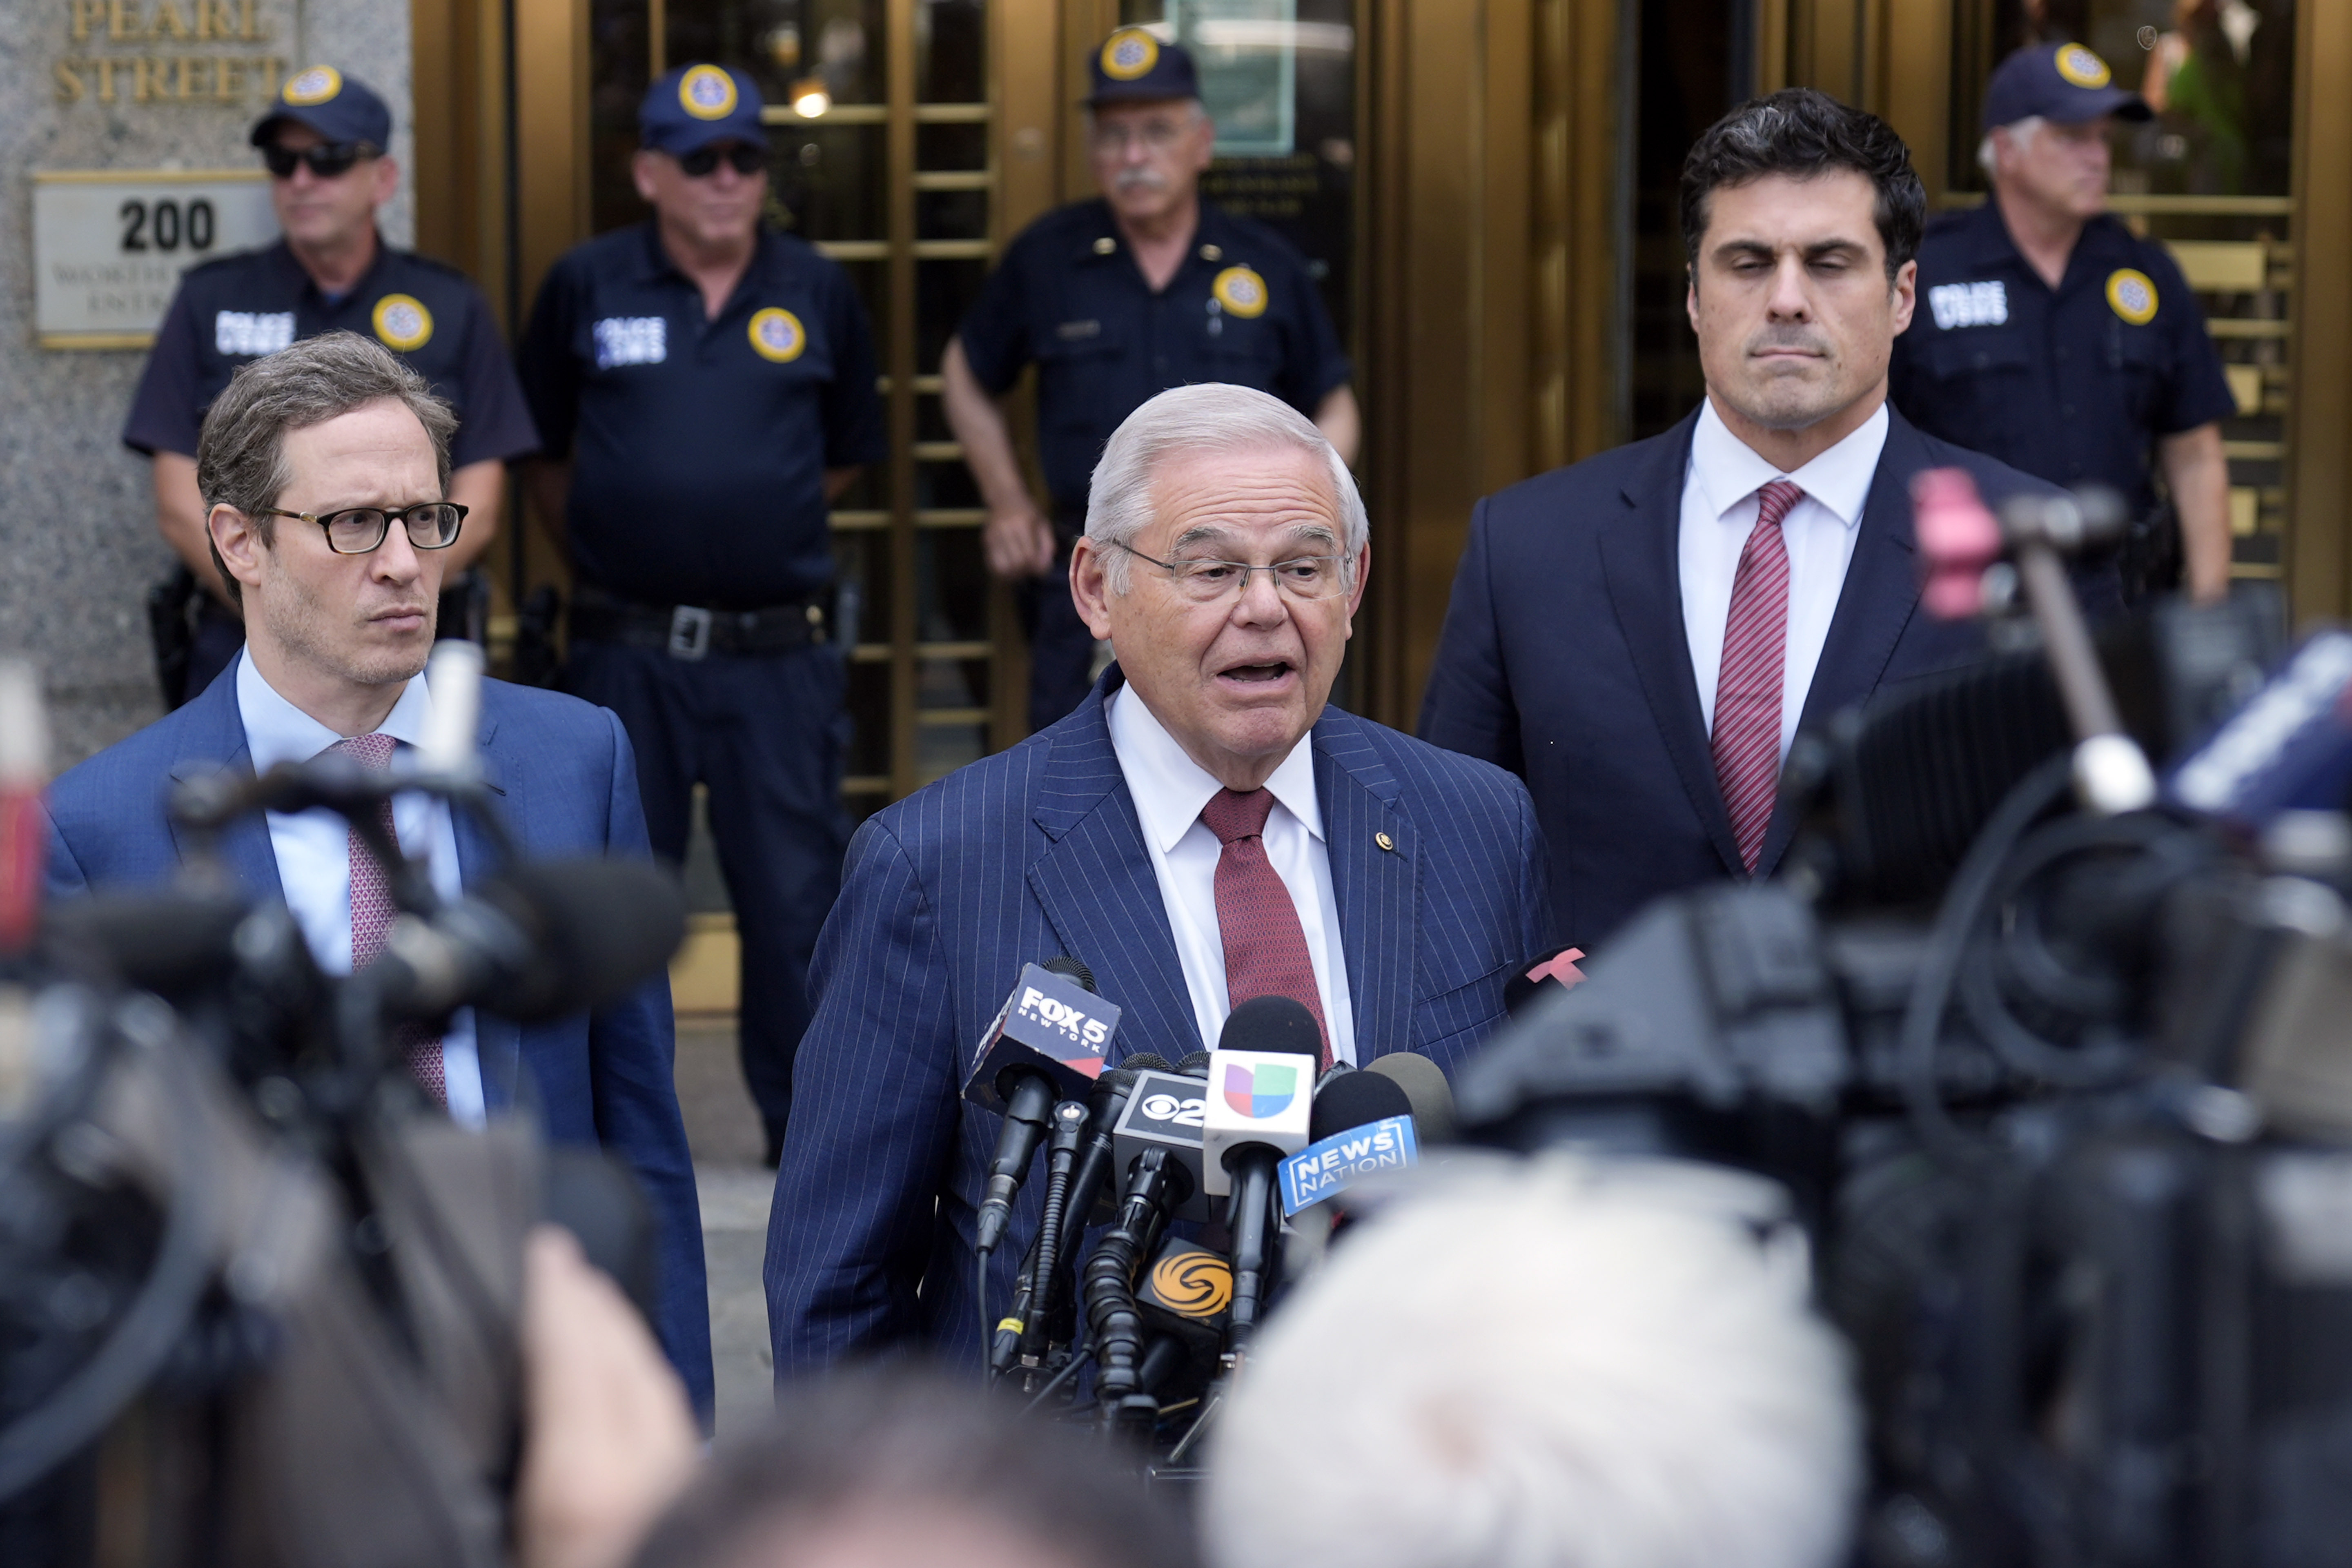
[{"xmin": 568, "ymin": 588, "xmax": 831, "ymax": 660}]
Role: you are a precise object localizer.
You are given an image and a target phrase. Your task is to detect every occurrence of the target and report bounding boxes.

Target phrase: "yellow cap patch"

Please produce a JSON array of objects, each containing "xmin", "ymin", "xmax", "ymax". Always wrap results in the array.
[
  {"xmin": 749, "ymin": 307, "xmax": 807, "ymax": 363},
  {"xmin": 371, "ymin": 293, "xmax": 434, "ymax": 352},
  {"xmin": 2055, "ymin": 44, "xmax": 2111, "ymax": 89},
  {"xmin": 1212, "ymin": 265, "xmax": 1269, "ymax": 318},
  {"xmin": 1101, "ymin": 29, "xmax": 1160, "ymax": 81},
  {"xmin": 282, "ymin": 65, "xmax": 343, "ymax": 106},
  {"xmin": 2106, "ymin": 268, "xmax": 2158, "ymax": 325},
  {"xmin": 680, "ymin": 65, "xmax": 739, "ymax": 121}
]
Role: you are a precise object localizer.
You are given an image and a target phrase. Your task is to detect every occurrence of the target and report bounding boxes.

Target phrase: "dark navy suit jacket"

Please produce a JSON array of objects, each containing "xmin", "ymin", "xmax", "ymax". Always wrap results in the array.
[
  {"xmin": 1420, "ymin": 403, "xmax": 2074, "ymax": 949},
  {"xmin": 40, "ymin": 667, "xmax": 714, "ymax": 1412},
  {"xmin": 764, "ymin": 672, "xmax": 1550, "ymax": 1374}
]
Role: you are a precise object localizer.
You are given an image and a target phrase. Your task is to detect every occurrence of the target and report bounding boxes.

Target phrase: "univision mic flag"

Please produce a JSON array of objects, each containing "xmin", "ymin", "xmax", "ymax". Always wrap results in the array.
[{"xmin": 1201, "ymin": 1047, "xmax": 1315, "ymax": 1196}]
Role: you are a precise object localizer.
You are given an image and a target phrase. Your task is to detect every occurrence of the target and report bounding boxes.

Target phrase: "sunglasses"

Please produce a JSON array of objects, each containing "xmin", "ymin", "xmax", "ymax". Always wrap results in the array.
[
  {"xmin": 261, "ymin": 141, "xmax": 371, "ymax": 180},
  {"xmin": 678, "ymin": 142, "xmax": 769, "ymax": 178}
]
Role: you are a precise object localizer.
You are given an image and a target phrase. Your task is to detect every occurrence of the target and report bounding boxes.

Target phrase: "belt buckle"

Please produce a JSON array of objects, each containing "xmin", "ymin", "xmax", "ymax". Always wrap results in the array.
[{"xmin": 667, "ymin": 604, "xmax": 713, "ymax": 660}]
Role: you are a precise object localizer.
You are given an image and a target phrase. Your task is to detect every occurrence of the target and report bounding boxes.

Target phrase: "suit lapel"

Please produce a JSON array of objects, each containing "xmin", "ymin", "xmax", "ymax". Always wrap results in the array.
[
  {"xmin": 1026, "ymin": 680, "xmax": 1203, "ymax": 1062},
  {"xmin": 1756, "ymin": 411, "xmax": 1927, "ymax": 875},
  {"xmin": 455, "ymin": 700, "xmax": 523, "ymax": 1110},
  {"xmin": 1596, "ymin": 410, "xmax": 1745, "ymax": 878},
  {"xmin": 1312, "ymin": 712, "xmax": 1416, "ymax": 1063},
  {"xmin": 165, "ymin": 672, "xmax": 283, "ymax": 902}
]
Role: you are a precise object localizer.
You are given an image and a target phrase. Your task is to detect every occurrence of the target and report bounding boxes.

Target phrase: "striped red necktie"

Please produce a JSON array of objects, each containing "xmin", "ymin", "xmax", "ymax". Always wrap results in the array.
[
  {"xmin": 335, "ymin": 733, "xmax": 447, "ymax": 1105},
  {"xmin": 1200, "ymin": 787, "xmax": 1332, "ymax": 1073},
  {"xmin": 1711, "ymin": 480, "xmax": 1805, "ymax": 875}
]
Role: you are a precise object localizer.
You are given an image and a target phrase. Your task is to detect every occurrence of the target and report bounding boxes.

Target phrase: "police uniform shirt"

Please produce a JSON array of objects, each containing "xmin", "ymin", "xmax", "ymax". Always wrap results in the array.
[
  {"xmin": 1889, "ymin": 201, "xmax": 2236, "ymax": 517},
  {"xmin": 123, "ymin": 238, "xmax": 539, "ymax": 468},
  {"xmin": 956, "ymin": 198, "xmax": 1352, "ymax": 517},
  {"xmin": 516, "ymin": 222, "xmax": 887, "ymax": 610}
]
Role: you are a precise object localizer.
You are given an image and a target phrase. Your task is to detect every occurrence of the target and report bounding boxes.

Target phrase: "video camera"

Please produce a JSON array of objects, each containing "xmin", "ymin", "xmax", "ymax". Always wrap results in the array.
[
  {"xmin": 1457, "ymin": 474, "xmax": 2352, "ymax": 1566},
  {"xmin": 0, "ymin": 645, "xmax": 686, "ymax": 1568}
]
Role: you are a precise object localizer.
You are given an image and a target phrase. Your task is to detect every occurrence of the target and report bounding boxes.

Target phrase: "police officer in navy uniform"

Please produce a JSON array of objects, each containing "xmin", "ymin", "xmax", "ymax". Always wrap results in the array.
[
  {"xmin": 125, "ymin": 66, "xmax": 538, "ymax": 703},
  {"xmin": 516, "ymin": 64, "xmax": 886, "ymax": 1165},
  {"xmin": 1891, "ymin": 41, "xmax": 2237, "ymax": 604},
  {"xmin": 942, "ymin": 29, "xmax": 1358, "ymax": 731}
]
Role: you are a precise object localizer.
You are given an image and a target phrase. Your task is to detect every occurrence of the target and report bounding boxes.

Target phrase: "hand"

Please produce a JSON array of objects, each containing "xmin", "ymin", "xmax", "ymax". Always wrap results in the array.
[
  {"xmin": 515, "ymin": 1227, "xmax": 700, "ymax": 1568},
  {"xmin": 984, "ymin": 503, "xmax": 1058, "ymax": 580}
]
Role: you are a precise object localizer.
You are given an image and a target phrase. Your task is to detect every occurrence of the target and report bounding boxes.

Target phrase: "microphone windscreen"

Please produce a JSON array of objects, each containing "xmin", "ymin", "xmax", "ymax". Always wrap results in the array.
[
  {"xmin": 1218, "ymin": 994, "xmax": 1321, "ymax": 1057},
  {"xmin": 1176, "ymin": 1052, "xmax": 1212, "ymax": 1078},
  {"xmin": 1309, "ymin": 1069, "xmax": 1412, "ymax": 1143},
  {"xmin": 1041, "ymin": 954, "xmax": 1097, "ymax": 993},
  {"xmin": 43, "ymin": 891, "xmax": 247, "ymax": 998},
  {"xmin": 484, "ymin": 859, "xmax": 687, "ymax": 1017},
  {"xmin": 1119, "ymin": 1052, "xmax": 1172, "ymax": 1075},
  {"xmin": 1366, "ymin": 1052, "xmax": 1459, "ymax": 1145}
]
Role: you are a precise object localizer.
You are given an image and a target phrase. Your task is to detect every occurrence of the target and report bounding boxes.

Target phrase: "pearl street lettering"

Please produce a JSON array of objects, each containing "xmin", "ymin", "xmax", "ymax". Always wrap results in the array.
[
  {"xmin": 592, "ymin": 316, "xmax": 668, "ymax": 369},
  {"xmin": 52, "ymin": 0, "xmax": 282, "ymax": 107},
  {"xmin": 1928, "ymin": 281, "xmax": 2009, "ymax": 331}
]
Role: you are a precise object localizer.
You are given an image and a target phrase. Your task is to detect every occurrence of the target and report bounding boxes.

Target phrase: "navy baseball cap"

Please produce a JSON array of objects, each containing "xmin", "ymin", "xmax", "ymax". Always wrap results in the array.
[
  {"xmin": 640, "ymin": 64, "xmax": 767, "ymax": 155},
  {"xmin": 1983, "ymin": 42, "xmax": 2152, "ymax": 130},
  {"xmin": 249, "ymin": 65, "xmax": 392, "ymax": 150},
  {"xmin": 1085, "ymin": 28, "xmax": 1201, "ymax": 106}
]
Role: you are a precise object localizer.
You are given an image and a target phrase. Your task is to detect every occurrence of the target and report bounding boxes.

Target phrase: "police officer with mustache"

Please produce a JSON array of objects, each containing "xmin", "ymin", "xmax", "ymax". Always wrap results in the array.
[{"xmin": 942, "ymin": 29, "xmax": 1358, "ymax": 733}]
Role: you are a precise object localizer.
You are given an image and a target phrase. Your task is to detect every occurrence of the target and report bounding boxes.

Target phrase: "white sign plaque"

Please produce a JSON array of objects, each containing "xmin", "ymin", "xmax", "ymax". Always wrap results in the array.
[{"xmin": 33, "ymin": 170, "xmax": 278, "ymax": 349}]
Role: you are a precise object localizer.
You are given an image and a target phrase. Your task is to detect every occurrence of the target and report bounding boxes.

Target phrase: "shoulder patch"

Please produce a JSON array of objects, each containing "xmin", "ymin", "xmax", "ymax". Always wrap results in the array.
[
  {"xmin": 1212, "ymin": 265, "xmax": 1269, "ymax": 318},
  {"xmin": 371, "ymin": 293, "xmax": 434, "ymax": 352},
  {"xmin": 2106, "ymin": 267, "xmax": 2158, "ymax": 325}
]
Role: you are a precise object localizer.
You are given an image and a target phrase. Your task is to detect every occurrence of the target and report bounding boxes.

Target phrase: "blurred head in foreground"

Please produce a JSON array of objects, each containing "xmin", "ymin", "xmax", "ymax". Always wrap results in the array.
[
  {"xmin": 1205, "ymin": 1159, "xmax": 1862, "ymax": 1568},
  {"xmin": 631, "ymin": 1367, "xmax": 1194, "ymax": 1568}
]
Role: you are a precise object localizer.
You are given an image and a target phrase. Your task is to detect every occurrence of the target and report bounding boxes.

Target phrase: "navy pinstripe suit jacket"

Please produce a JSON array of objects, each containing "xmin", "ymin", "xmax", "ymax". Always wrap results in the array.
[{"xmin": 764, "ymin": 670, "xmax": 1551, "ymax": 1373}]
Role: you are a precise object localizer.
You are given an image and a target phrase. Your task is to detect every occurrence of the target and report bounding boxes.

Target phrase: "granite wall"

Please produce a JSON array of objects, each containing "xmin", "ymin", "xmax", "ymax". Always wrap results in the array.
[{"xmin": 0, "ymin": 0, "xmax": 412, "ymax": 766}]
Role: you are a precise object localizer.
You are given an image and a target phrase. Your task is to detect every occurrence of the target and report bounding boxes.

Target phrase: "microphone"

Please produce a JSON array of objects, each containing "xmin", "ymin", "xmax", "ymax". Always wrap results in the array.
[
  {"xmin": 420, "ymin": 640, "xmax": 485, "ymax": 779},
  {"xmin": 2167, "ymin": 629, "xmax": 2352, "ymax": 830},
  {"xmin": 967, "ymin": 958, "xmax": 1121, "ymax": 1256},
  {"xmin": 1110, "ymin": 1065, "xmax": 1214, "ymax": 1222},
  {"xmin": 0, "ymin": 661, "xmax": 48, "ymax": 953},
  {"xmin": 1202, "ymin": 996, "xmax": 1322, "ymax": 1345},
  {"xmin": 366, "ymin": 858, "xmax": 688, "ymax": 1022},
  {"xmin": 1366, "ymin": 1051, "xmax": 1460, "ymax": 1145},
  {"xmin": 1281, "ymin": 1070, "xmax": 1418, "ymax": 1218}
]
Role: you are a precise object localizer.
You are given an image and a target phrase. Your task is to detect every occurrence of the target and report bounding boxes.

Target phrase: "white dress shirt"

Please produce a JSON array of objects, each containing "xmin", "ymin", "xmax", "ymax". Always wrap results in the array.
[
  {"xmin": 235, "ymin": 651, "xmax": 486, "ymax": 1124},
  {"xmin": 1106, "ymin": 686, "xmax": 1358, "ymax": 1065},
  {"xmin": 1679, "ymin": 398, "xmax": 1890, "ymax": 761}
]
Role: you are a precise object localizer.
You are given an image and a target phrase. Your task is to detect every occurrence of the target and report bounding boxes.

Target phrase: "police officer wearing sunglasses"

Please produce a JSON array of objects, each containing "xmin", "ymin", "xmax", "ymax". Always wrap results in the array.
[
  {"xmin": 124, "ymin": 65, "xmax": 539, "ymax": 709},
  {"xmin": 516, "ymin": 64, "xmax": 887, "ymax": 1166}
]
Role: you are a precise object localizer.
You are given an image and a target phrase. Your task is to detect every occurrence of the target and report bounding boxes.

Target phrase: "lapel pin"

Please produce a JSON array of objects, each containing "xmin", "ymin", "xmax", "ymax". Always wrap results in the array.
[{"xmin": 1375, "ymin": 831, "xmax": 1395, "ymax": 852}]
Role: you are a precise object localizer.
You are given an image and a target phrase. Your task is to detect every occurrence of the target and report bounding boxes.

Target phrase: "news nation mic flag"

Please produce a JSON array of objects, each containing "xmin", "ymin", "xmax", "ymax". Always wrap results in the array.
[
  {"xmin": 964, "ymin": 962, "xmax": 1121, "ymax": 1113},
  {"xmin": 1202, "ymin": 1049, "xmax": 1314, "ymax": 1196},
  {"xmin": 1278, "ymin": 1115, "xmax": 1419, "ymax": 1217}
]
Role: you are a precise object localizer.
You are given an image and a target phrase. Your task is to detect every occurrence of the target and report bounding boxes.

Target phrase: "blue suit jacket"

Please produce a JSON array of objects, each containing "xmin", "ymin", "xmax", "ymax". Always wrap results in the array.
[
  {"xmin": 764, "ymin": 672, "xmax": 1550, "ymax": 1373},
  {"xmin": 41, "ymin": 668, "xmax": 714, "ymax": 1412},
  {"xmin": 1419, "ymin": 404, "xmax": 2081, "ymax": 949}
]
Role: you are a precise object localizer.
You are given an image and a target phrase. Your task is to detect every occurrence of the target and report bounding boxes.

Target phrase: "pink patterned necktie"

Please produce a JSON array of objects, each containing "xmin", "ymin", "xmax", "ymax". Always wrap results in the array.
[
  {"xmin": 333, "ymin": 733, "xmax": 446, "ymax": 1105},
  {"xmin": 1200, "ymin": 788, "xmax": 1332, "ymax": 1073},
  {"xmin": 1712, "ymin": 480, "xmax": 1805, "ymax": 875}
]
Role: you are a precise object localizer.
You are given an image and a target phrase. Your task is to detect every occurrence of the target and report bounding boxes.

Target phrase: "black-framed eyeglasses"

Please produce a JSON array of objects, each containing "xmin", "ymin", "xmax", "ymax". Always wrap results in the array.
[
  {"xmin": 678, "ymin": 142, "xmax": 768, "ymax": 178},
  {"xmin": 261, "ymin": 141, "xmax": 373, "ymax": 180},
  {"xmin": 1108, "ymin": 539, "xmax": 1352, "ymax": 603},
  {"xmin": 261, "ymin": 502, "xmax": 467, "ymax": 556}
]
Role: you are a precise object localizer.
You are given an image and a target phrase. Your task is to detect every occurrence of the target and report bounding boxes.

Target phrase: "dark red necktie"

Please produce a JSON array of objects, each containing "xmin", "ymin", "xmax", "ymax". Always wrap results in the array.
[
  {"xmin": 1200, "ymin": 787, "xmax": 1331, "ymax": 1072},
  {"xmin": 1711, "ymin": 480, "xmax": 1804, "ymax": 876},
  {"xmin": 335, "ymin": 733, "xmax": 446, "ymax": 1105}
]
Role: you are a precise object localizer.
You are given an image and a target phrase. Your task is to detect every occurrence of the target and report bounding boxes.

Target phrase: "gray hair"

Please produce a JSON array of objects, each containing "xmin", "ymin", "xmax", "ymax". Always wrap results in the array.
[
  {"xmin": 1978, "ymin": 115, "xmax": 2045, "ymax": 176},
  {"xmin": 194, "ymin": 330, "xmax": 456, "ymax": 605},
  {"xmin": 1084, "ymin": 383, "xmax": 1365, "ymax": 593}
]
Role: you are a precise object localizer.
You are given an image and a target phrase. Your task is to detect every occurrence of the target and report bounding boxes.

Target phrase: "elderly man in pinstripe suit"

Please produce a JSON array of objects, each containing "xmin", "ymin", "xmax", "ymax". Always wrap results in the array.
[{"xmin": 764, "ymin": 384, "xmax": 1551, "ymax": 1372}]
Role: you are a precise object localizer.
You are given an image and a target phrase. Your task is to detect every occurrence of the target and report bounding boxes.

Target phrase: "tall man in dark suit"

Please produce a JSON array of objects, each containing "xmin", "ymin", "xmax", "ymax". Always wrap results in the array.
[
  {"xmin": 42, "ymin": 333, "xmax": 712, "ymax": 1413},
  {"xmin": 1421, "ymin": 89, "xmax": 2067, "ymax": 950},
  {"xmin": 766, "ymin": 383, "xmax": 1550, "ymax": 1373}
]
